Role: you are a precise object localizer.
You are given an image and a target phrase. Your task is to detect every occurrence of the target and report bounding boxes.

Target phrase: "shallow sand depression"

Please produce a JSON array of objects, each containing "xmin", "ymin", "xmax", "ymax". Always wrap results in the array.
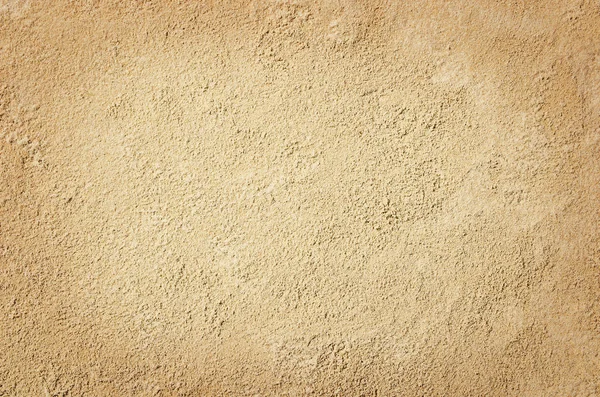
[{"xmin": 1, "ymin": 0, "xmax": 599, "ymax": 395}]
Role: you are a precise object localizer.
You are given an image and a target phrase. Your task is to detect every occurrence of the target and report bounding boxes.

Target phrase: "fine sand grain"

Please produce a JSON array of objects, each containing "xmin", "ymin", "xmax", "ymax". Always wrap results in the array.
[{"xmin": 1, "ymin": 1, "xmax": 599, "ymax": 395}]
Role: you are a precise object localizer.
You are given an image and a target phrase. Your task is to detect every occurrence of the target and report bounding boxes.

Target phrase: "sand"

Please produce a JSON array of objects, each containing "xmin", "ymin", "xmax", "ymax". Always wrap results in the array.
[{"xmin": 1, "ymin": 0, "xmax": 599, "ymax": 395}]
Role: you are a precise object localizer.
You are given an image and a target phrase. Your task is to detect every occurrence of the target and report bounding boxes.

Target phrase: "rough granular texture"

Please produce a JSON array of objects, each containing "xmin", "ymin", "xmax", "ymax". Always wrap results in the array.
[{"xmin": 1, "ymin": 1, "xmax": 599, "ymax": 395}]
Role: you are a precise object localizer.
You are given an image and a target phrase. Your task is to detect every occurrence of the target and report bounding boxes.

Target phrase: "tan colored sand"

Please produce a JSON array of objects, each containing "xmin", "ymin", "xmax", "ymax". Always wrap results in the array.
[{"xmin": 1, "ymin": 0, "xmax": 599, "ymax": 395}]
